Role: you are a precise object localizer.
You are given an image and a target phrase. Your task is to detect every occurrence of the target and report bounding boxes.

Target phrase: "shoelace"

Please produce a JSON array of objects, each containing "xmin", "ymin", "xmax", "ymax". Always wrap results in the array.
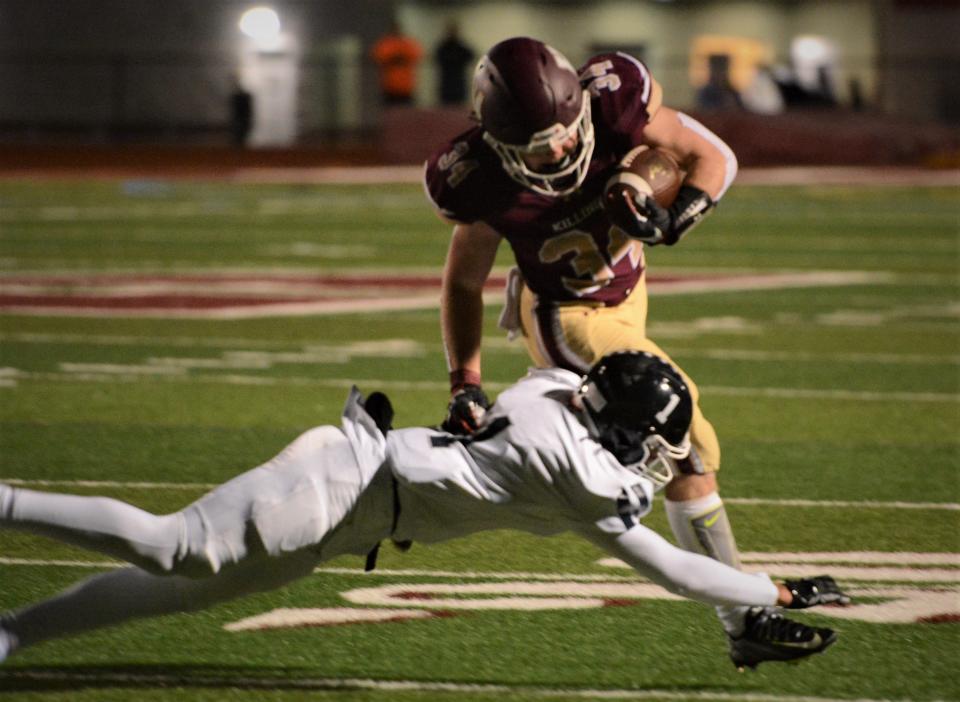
[{"xmin": 750, "ymin": 611, "xmax": 814, "ymax": 643}]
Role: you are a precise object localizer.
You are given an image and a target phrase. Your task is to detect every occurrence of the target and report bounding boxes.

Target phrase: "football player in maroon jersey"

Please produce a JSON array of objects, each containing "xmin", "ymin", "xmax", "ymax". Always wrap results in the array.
[{"xmin": 425, "ymin": 37, "xmax": 795, "ymax": 666}]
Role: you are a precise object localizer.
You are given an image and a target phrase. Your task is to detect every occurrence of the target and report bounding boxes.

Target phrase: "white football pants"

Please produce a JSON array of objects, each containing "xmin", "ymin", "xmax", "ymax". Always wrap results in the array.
[{"xmin": 0, "ymin": 424, "xmax": 393, "ymax": 656}]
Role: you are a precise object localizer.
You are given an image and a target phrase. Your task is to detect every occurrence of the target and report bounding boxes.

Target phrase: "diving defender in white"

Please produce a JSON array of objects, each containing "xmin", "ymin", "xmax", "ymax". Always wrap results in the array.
[{"xmin": 0, "ymin": 352, "xmax": 848, "ymax": 669}]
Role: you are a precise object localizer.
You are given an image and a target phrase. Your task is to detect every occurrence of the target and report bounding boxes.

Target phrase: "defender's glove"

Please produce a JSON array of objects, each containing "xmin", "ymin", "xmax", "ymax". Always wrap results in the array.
[
  {"xmin": 604, "ymin": 183, "xmax": 715, "ymax": 246},
  {"xmin": 784, "ymin": 575, "xmax": 852, "ymax": 609},
  {"xmin": 441, "ymin": 385, "xmax": 490, "ymax": 435},
  {"xmin": 362, "ymin": 391, "xmax": 394, "ymax": 435}
]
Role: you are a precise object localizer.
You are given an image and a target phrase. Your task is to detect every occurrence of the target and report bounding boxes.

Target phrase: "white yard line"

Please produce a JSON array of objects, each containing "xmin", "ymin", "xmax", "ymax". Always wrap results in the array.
[
  {"xmin": 4, "ymin": 556, "xmax": 958, "ymax": 580},
  {"xmin": 0, "ymin": 331, "xmax": 300, "ymax": 349},
  {"xmin": 593, "ymin": 560, "xmax": 960, "ymax": 583},
  {"xmin": 724, "ymin": 497, "xmax": 960, "ymax": 511},
  {"xmin": 233, "ymin": 164, "xmax": 960, "ymax": 188},
  {"xmin": 0, "ymin": 670, "xmax": 931, "ymax": 702},
  {"xmin": 3, "ymin": 368, "xmax": 958, "ymax": 403},
  {"xmin": 2, "ymin": 478, "xmax": 219, "ymax": 490},
  {"xmin": 0, "ymin": 557, "xmax": 120, "ymax": 568},
  {"xmin": 702, "ymin": 385, "xmax": 959, "ymax": 403},
  {"xmin": 4, "ymin": 331, "xmax": 958, "ymax": 366},
  {"xmin": 3, "ymin": 479, "xmax": 957, "ymax": 510},
  {"xmin": 665, "ymin": 348, "xmax": 960, "ymax": 365}
]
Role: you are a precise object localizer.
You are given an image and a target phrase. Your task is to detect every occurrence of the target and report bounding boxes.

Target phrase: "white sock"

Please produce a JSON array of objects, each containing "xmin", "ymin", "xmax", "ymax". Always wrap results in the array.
[
  {"xmin": 665, "ymin": 491, "xmax": 749, "ymax": 636},
  {"xmin": 3, "ymin": 552, "xmax": 318, "ymax": 654},
  {"xmin": 1, "ymin": 485, "xmax": 186, "ymax": 573}
]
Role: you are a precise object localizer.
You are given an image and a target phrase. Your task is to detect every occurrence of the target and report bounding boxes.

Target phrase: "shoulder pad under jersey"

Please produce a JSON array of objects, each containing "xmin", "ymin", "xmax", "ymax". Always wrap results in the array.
[
  {"xmin": 424, "ymin": 127, "xmax": 509, "ymax": 223},
  {"xmin": 579, "ymin": 52, "xmax": 662, "ymax": 144}
]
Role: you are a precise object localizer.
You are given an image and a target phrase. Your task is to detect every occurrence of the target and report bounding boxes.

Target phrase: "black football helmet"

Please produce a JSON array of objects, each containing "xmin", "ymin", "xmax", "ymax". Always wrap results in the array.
[
  {"xmin": 577, "ymin": 351, "xmax": 693, "ymax": 489},
  {"xmin": 472, "ymin": 37, "xmax": 595, "ymax": 197}
]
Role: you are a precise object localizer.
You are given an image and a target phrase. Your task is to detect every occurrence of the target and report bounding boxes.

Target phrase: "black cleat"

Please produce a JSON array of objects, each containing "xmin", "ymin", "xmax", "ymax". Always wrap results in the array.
[{"xmin": 728, "ymin": 607, "xmax": 838, "ymax": 671}]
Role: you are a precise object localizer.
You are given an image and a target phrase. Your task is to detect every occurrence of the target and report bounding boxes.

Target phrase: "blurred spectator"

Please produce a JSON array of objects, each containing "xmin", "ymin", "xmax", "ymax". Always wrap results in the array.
[
  {"xmin": 229, "ymin": 79, "xmax": 254, "ymax": 147},
  {"xmin": 434, "ymin": 22, "xmax": 475, "ymax": 105},
  {"xmin": 695, "ymin": 55, "xmax": 743, "ymax": 111},
  {"xmin": 816, "ymin": 66, "xmax": 838, "ymax": 106},
  {"xmin": 849, "ymin": 77, "xmax": 865, "ymax": 111},
  {"xmin": 741, "ymin": 65, "xmax": 785, "ymax": 115},
  {"xmin": 371, "ymin": 20, "xmax": 424, "ymax": 105},
  {"xmin": 772, "ymin": 64, "xmax": 838, "ymax": 109}
]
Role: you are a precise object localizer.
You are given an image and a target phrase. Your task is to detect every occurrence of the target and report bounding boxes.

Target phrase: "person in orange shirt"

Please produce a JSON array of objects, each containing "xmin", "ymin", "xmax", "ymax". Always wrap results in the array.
[{"xmin": 371, "ymin": 21, "xmax": 424, "ymax": 105}]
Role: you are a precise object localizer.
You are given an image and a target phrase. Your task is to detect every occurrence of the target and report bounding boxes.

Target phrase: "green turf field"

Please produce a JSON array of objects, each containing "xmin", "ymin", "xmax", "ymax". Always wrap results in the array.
[{"xmin": 0, "ymin": 177, "xmax": 958, "ymax": 701}]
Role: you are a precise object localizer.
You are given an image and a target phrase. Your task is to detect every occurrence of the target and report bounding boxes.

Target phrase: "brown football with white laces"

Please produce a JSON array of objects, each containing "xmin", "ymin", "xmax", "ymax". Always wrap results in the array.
[{"xmin": 605, "ymin": 145, "xmax": 682, "ymax": 207}]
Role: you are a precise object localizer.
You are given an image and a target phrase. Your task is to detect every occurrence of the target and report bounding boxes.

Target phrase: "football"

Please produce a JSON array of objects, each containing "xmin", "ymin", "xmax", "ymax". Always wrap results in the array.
[{"xmin": 606, "ymin": 146, "xmax": 682, "ymax": 208}]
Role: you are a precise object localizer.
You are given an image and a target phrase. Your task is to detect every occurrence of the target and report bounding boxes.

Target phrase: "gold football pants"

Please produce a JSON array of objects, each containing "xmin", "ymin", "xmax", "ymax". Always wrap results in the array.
[{"xmin": 518, "ymin": 275, "xmax": 721, "ymax": 473}]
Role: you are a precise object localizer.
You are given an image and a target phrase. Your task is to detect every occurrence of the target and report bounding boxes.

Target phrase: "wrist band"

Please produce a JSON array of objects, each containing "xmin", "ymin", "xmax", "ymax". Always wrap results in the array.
[{"xmin": 449, "ymin": 368, "xmax": 481, "ymax": 391}]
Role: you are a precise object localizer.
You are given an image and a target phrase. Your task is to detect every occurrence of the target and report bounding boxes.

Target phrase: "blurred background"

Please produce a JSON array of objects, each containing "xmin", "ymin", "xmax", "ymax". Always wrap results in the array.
[{"xmin": 0, "ymin": 0, "xmax": 957, "ymax": 170}]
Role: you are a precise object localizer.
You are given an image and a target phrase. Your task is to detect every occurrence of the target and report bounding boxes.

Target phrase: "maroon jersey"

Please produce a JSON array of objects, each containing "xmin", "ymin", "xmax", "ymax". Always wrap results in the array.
[{"xmin": 425, "ymin": 52, "xmax": 659, "ymax": 306}]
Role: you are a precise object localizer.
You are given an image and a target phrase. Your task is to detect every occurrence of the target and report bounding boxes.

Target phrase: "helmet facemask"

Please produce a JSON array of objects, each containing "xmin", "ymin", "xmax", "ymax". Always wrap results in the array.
[
  {"xmin": 582, "ymin": 406, "xmax": 691, "ymax": 491},
  {"xmin": 482, "ymin": 92, "xmax": 595, "ymax": 198},
  {"xmin": 624, "ymin": 433, "xmax": 691, "ymax": 491},
  {"xmin": 577, "ymin": 351, "xmax": 694, "ymax": 491}
]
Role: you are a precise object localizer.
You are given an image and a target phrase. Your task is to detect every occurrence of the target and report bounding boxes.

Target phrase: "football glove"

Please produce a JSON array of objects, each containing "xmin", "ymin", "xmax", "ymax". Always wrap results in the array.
[
  {"xmin": 362, "ymin": 391, "xmax": 394, "ymax": 435},
  {"xmin": 604, "ymin": 183, "xmax": 715, "ymax": 246},
  {"xmin": 441, "ymin": 385, "xmax": 490, "ymax": 435},
  {"xmin": 783, "ymin": 575, "xmax": 852, "ymax": 609}
]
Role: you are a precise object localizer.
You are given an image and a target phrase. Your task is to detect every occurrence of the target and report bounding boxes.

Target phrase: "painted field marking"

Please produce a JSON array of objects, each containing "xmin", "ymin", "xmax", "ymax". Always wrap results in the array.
[
  {"xmin": 220, "ymin": 553, "xmax": 959, "ymax": 631},
  {"xmin": 703, "ymin": 385, "xmax": 959, "ymax": 403},
  {"xmin": 330, "ymin": 581, "xmax": 959, "ymax": 625},
  {"xmin": 4, "ymin": 553, "xmax": 958, "ymax": 574},
  {"xmin": 595, "ymin": 559, "xmax": 960, "ymax": 583},
  {"xmin": 2, "ymin": 478, "xmax": 219, "ymax": 490},
  {"xmin": 0, "ymin": 557, "xmax": 119, "ymax": 568},
  {"xmin": 6, "ymin": 164, "xmax": 954, "ymax": 186},
  {"xmin": 724, "ymin": 498, "xmax": 960, "ymax": 511},
  {"xmin": 0, "ymin": 270, "xmax": 891, "ymax": 318},
  {"xmin": 228, "ymin": 164, "xmax": 960, "ymax": 187},
  {"xmin": 3, "ymin": 367, "xmax": 958, "ymax": 404},
  {"xmin": 223, "ymin": 550, "xmax": 959, "ymax": 631},
  {"xmin": 3, "ymin": 551, "xmax": 957, "ymax": 624},
  {"xmin": 663, "ymin": 348, "xmax": 960, "ymax": 365},
  {"xmin": 0, "ymin": 669, "xmax": 928, "ymax": 702},
  {"xmin": 223, "ymin": 607, "xmax": 434, "ymax": 631},
  {"xmin": 8, "ymin": 329, "xmax": 960, "ymax": 365}
]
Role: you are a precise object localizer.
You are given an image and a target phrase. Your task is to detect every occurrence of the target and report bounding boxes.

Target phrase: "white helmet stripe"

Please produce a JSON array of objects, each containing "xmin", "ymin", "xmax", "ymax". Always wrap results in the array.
[{"xmin": 614, "ymin": 51, "xmax": 652, "ymax": 104}]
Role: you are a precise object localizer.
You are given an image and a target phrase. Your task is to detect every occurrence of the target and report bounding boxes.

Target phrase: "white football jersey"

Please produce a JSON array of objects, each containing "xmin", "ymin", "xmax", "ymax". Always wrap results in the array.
[{"xmin": 387, "ymin": 368, "xmax": 655, "ymax": 545}]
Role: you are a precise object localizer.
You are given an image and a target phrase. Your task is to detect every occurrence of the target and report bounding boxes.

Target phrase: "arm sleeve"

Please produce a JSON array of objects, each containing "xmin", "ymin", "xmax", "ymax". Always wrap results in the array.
[
  {"xmin": 581, "ymin": 523, "xmax": 779, "ymax": 608},
  {"xmin": 676, "ymin": 111, "xmax": 738, "ymax": 200}
]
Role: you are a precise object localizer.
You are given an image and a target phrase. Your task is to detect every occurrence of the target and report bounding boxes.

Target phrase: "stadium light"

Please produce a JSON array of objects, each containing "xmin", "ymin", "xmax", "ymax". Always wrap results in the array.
[{"xmin": 239, "ymin": 7, "xmax": 282, "ymax": 49}]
